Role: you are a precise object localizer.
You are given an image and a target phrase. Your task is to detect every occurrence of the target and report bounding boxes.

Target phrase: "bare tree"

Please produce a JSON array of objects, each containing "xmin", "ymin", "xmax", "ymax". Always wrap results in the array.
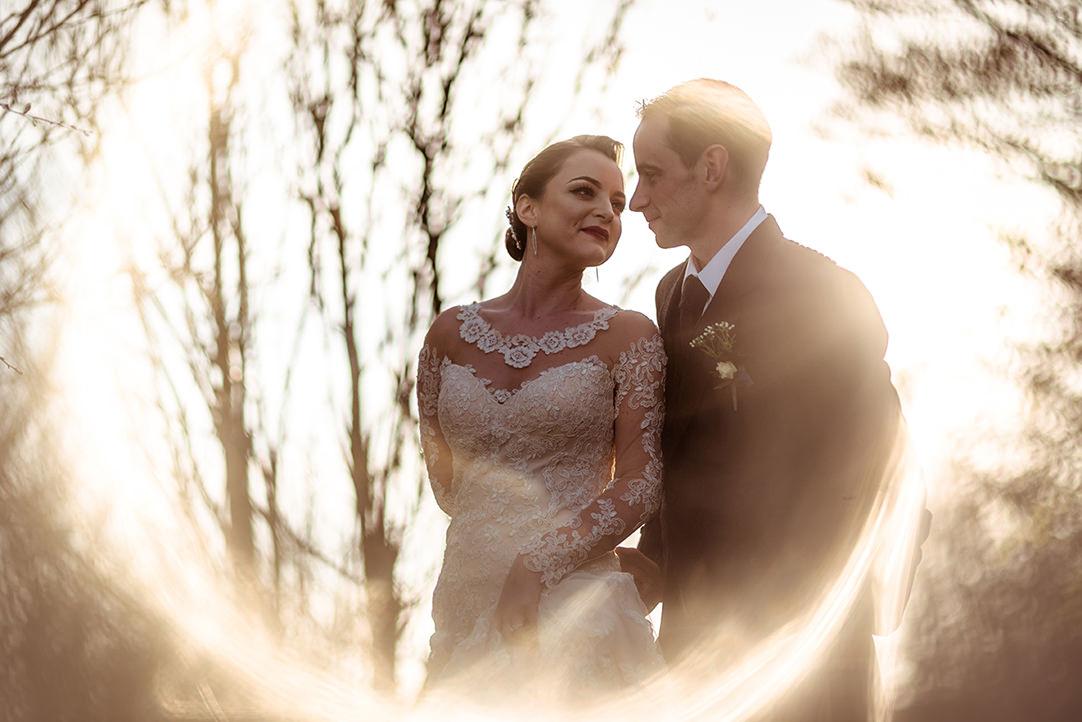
[
  {"xmin": 1, "ymin": 0, "xmax": 150, "ymax": 371},
  {"xmin": 0, "ymin": 352, "xmax": 177, "ymax": 722},
  {"xmin": 128, "ymin": 33, "xmax": 272, "ymax": 604},
  {"xmin": 285, "ymin": 0, "xmax": 633, "ymax": 690},
  {"xmin": 834, "ymin": 2, "xmax": 1082, "ymax": 719},
  {"xmin": 0, "ymin": 5, "xmax": 201, "ymax": 719}
]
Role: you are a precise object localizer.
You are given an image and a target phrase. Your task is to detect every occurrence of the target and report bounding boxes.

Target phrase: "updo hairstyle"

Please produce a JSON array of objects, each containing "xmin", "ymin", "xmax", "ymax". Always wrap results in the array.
[{"xmin": 504, "ymin": 134, "xmax": 623, "ymax": 261}]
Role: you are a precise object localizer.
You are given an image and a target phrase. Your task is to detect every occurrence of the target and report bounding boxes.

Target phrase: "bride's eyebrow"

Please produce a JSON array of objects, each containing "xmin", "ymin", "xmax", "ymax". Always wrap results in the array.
[{"xmin": 569, "ymin": 175, "xmax": 625, "ymax": 203}]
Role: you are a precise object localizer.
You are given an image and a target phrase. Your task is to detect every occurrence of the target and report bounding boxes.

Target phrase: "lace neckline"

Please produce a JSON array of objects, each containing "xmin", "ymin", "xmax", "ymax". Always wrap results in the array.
[
  {"xmin": 457, "ymin": 302, "xmax": 619, "ymax": 368},
  {"xmin": 447, "ymin": 356, "xmax": 607, "ymax": 404}
]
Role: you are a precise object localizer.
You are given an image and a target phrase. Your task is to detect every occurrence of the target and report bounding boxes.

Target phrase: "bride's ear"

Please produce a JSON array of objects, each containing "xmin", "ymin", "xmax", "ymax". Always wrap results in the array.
[{"xmin": 516, "ymin": 194, "xmax": 539, "ymax": 227}]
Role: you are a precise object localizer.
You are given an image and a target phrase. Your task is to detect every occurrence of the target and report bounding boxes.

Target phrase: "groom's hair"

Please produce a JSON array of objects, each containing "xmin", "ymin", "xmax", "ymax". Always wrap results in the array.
[{"xmin": 639, "ymin": 79, "xmax": 772, "ymax": 194}]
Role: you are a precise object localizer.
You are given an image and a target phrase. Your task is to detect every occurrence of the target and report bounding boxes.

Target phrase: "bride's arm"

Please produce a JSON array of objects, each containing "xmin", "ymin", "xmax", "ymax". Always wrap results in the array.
[
  {"xmin": 519, "ymin": 329, "xmax": 666, "ymax": 588},
  {"xmin": 417, "ymin": 339, "xmax": 455, "ymax": 515}
]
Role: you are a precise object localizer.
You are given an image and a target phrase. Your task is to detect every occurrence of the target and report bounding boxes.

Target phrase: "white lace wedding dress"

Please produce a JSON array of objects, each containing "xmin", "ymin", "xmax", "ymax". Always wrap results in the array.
[{"xmin": 417, "ymin": 303, "xmax": 666, "ymax": 701}]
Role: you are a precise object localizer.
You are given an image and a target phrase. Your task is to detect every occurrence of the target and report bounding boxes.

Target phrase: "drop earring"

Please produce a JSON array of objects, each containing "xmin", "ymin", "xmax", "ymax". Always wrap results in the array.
[
  {"xmin": 595, "ymin": 266, "xmax": 599, "ymax": 282},
  {"xmin": 531, "ymin": 226, "xmax": 538, "ymax": 257}
]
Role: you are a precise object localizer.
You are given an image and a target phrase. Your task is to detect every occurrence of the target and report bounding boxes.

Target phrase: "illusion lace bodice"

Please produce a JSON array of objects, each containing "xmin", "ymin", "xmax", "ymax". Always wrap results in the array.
[{"xmin": 417, "ymin": 302, "xmax": 666, "ymax": 689}]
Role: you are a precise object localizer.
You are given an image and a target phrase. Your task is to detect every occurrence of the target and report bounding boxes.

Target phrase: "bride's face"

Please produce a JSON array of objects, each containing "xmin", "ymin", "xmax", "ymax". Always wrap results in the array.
[{"xmin": 524, "ymin": 149, "xmax": 625, "ymax": 270}]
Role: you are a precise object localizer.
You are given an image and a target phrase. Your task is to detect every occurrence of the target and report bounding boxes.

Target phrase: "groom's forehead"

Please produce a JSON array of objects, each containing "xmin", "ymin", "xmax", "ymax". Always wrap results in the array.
[{"xmin": 633, "ymin": 117, "xmax": 676, "ymax": 162}]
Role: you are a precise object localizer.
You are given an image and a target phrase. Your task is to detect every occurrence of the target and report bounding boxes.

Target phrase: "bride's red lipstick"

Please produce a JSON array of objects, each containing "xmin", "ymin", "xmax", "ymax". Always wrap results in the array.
[{"xmin": 582, "ymin": 226, "xmax": 609, "ymax": 241}]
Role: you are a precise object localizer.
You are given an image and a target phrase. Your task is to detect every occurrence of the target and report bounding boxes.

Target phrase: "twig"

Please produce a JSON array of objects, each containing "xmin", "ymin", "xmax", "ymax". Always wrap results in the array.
[
  {"xmin": 252, "ymin": 502, "xmax": 363, "ymax": 585},
  {"xmin": 0, "ymin": 356, "xmax": 22, "ymax": 375},
  {"xmin": 0, "ymin": 102, "xmax": 91, "ymax": 136}
]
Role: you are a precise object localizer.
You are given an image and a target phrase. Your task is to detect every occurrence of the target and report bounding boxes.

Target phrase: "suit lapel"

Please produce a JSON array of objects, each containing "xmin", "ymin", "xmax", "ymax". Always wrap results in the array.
[
  {"xmin": 698, "ymin": 215, "xmax": 782, "ymax": 327},
  {"xmin": 658, "ymin": 261, "xmax": 696, "ymax": 445},
  {"xmin": 672, "ymin": 216, "xmax": 783, "ymax": 423},
  {"xmin": 657, "ymin": 260, "xmax": 686, "ymax": 338}
]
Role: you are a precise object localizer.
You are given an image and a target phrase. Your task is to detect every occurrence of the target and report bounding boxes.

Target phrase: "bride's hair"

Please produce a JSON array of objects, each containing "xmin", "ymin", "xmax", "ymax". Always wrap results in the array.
[{"xmin": 504, "ymin": 135, "xmax": 623, "ymax": 261}]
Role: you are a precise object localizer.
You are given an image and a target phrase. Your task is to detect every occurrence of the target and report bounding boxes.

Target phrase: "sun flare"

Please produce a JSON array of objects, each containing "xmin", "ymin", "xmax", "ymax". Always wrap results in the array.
[{"xmin": 32, "ymin": 0, "xmax": 1063, "ymax": 719}]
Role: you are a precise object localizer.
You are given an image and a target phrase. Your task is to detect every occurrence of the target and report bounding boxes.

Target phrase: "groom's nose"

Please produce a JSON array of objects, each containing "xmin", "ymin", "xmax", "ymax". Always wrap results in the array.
[{"xmin": 629, "ymin": 182, "xmax": 647, "ymax": 213}]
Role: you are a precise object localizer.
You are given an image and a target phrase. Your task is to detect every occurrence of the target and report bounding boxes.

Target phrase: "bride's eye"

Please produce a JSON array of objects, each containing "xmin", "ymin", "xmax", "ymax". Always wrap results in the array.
[
  {"xmin": 572, "ymin": 185, "xmax": 595, "ymax": 198},
  {"xmin": 612, "ymin": 198, "xmax": 625, "ymax": 214}
]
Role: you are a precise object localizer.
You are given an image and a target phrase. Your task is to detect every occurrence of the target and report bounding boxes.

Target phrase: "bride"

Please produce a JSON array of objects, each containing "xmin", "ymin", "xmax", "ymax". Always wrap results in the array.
[{"xmin": 416, "ymin": 135, "xmax": 666, "ymax": 702}]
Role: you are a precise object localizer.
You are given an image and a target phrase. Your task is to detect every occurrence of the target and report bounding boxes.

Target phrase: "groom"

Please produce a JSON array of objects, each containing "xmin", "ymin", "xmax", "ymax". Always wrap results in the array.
[{"xmin": 625, "ymin": 79, "xmax": 907, "ymax": 720}]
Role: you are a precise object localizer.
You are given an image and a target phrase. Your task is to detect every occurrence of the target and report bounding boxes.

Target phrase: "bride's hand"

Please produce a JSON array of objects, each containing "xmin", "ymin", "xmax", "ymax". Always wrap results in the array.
[{"xmin": 495, "ymin": 556, "xmax": 544, "ymax": 644}]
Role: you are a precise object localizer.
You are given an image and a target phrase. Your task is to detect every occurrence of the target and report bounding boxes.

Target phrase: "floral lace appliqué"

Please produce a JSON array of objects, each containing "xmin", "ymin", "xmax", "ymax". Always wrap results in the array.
[
  {"xmin": 457, "ymin": 303, "xmax": 620, "ymax": 368},
  {"xmin": 417, "ymin": 329, "xmax": 667, "ymax": 687},
  {"xmin": 459, "ymin": 355, "xmax": 607, "ymax": 405},
  {"xmin": 520, "ymin": 333, "xmax": 666, "ymax": 587},
  {"xmin": 417, "ymin": 345, "xmax": 455, "ymax": 514}
]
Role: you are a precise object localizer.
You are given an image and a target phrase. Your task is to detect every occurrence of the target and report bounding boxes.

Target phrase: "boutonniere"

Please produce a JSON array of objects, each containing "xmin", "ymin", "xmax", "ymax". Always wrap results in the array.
[{"xmin": 689, "ymin": 321, "xmax": 749, "ymax": 410}]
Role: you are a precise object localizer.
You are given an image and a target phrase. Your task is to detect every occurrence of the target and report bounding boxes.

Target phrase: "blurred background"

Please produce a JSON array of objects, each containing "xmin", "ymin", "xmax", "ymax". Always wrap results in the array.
[{"xmin": 2, "ymin": 0, "xmax": 1080, "ymax": 720}]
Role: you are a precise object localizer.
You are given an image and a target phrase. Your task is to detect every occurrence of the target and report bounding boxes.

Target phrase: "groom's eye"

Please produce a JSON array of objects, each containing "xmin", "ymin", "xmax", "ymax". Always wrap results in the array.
[{"xmin": 637, "ymin": 167, "xmax": 659, "ymax": 184}]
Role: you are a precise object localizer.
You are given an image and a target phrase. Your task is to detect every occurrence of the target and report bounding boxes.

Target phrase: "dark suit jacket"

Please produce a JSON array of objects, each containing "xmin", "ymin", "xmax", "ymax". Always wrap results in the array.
[{"xmin": 641, "ymin": 216, "xmax": 902, "ymax": 720}]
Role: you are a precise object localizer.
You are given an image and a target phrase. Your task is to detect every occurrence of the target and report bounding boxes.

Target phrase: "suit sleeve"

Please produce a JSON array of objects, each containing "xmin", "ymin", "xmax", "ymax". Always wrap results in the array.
[
  {"xmin": 637, "ymin": 514, "xmax": 664, "ymax": 567},
  {"xmin": 777, "ymin": 268, "xmax": 904, "ymax": 597}
]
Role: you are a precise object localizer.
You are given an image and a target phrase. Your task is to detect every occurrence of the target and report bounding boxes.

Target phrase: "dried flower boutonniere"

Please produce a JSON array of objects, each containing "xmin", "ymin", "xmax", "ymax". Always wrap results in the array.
[{"xmin": 689, "ymin": 321, "xmax": 747, "ymax": 410}]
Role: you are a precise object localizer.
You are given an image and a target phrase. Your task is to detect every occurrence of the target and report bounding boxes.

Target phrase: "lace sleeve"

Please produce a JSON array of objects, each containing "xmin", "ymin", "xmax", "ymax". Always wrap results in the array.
[
  {"xmin": 418, "ymin": 344, "xmax": 455, "ymax": 515},
  {"xmin": 520, "ymin": 334, "xmax": 666, "ymax": 587}
]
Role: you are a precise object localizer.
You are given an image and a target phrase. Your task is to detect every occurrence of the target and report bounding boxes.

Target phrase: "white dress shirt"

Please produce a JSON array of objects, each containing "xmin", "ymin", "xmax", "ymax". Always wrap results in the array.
[{"xmin": 682, "ymin": 205, "xmax": 767, "ymax": 317}]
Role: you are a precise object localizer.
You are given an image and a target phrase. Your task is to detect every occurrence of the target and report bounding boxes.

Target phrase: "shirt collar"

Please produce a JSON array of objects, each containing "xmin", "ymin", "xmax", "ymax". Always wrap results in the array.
[{"xmin": 683, "ymin": 205, "xmax": 767, "ymax": 298}]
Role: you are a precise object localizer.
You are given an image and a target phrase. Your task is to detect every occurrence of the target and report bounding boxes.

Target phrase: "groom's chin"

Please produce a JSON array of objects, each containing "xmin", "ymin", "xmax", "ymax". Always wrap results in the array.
[
  {"xmin": 646, "ymin": 228, "xmax": 681, "ymax": 251},
  {"xmin": 644, "ymin": 229, "xmax": 667, "ymax": 248}
]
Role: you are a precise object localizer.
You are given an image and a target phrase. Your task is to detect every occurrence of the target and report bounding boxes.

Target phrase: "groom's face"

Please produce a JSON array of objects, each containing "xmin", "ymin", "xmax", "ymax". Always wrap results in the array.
[{"xmin": 630, "ymin": 115, "xmax": 706, "ymax": 251}]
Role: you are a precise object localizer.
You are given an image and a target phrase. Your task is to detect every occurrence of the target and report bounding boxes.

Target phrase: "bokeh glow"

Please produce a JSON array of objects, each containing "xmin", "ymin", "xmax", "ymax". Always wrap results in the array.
[{"xmin": 44, "ymin": 0, "xmax": 1058, "ymax": 719}]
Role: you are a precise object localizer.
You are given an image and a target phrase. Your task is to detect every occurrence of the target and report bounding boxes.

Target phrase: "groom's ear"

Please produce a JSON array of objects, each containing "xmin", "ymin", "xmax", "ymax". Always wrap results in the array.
[{"xmin": 700, "ymin": 144, "xmax": 728, "ymax": 191}]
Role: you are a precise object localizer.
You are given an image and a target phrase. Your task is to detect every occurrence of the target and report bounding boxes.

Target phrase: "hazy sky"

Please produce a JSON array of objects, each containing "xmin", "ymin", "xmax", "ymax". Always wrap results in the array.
[{"xmin": 47, "ymin": 0, "xmax": 1058, "ymax": 708}]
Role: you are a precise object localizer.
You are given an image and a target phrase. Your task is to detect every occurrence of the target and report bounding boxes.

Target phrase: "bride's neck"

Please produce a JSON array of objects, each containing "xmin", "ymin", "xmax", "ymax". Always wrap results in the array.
[{"xmin": 505, "ymin": 265, "xmax": 586, "ymax": 318}]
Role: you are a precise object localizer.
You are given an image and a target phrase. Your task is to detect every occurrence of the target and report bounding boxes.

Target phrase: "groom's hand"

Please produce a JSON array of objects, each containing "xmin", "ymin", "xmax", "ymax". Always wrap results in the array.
[{"xmin": 616, "ymin": 546, "xmax": 662, "ymax": 613}]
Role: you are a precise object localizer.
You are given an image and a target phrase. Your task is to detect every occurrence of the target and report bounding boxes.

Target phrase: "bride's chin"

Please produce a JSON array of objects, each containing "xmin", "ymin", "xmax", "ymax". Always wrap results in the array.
[
  {"xmin": 588, "ymin": 249, "xmax": 615, "ymax": 268},
  {"xmin": 561, "ymin": 252, "xmax": 609, "ymax": 276}
]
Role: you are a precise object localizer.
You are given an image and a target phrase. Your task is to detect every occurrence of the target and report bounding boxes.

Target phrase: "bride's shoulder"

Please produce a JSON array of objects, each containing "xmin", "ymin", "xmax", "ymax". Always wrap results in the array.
[
  {"xmin": 422, "ymin": 304, "xmax": 470, "ymax": 350},
  {"xmin": 606, "ymin": 308, "xmax": 660, "ymax": 339},
  {"xmin": 599, "ymin": 309, "xmax": 663, "ymax": 365}
]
